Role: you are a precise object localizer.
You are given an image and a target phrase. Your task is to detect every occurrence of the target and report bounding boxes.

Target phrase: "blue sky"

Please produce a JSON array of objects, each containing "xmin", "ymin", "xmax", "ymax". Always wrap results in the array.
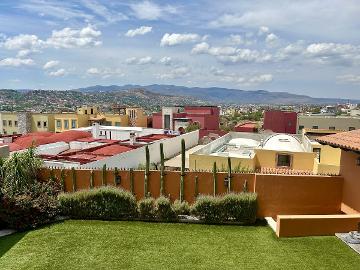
[{"xmin": 0, "ymin": 0, "xmax": 360, "ymax": 99}]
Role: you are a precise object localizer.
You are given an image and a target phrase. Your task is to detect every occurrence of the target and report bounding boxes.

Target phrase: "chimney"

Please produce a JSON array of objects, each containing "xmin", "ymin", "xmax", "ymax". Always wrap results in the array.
[
  {"xmin": 92, "ymin": 123, "xmax": 100, "ymax": 139},
  {"xmin": 129, "ymin": 132, "xmax": 136, "ymax": 146}
]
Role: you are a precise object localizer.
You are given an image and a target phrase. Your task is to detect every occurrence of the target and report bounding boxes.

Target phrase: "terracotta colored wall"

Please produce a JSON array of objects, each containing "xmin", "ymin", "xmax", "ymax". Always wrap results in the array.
[
  {"xmin": 276, "ymin": 214, "xmax": 360, "ymax": 237},
  {"xmin": 340, "ymin": 151, "xmax": 360, "ymax": 212},
  {"xmin": 255, "ymin": 174, "xmax": 344, "ymax": 217},
  {"xmin": 263, "ymin": 111, "xmax": 297, "ymax": 134}
]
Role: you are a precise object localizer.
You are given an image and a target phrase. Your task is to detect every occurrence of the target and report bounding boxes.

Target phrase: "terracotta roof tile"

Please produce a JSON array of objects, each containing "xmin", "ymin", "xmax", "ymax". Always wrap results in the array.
[{"xmin": 316, "ymin": 129, "xmax": 360, "ymax": 152}]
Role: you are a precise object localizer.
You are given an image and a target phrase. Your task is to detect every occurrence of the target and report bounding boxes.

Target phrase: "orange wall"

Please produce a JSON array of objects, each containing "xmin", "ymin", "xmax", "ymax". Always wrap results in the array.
[
  {"xmin": 40, "ymin": 168, "xmax": 344, "ymax": 217},
  {"xmin": 255, "ymin": 174, "xmax": 344, "ymax": 218},
  {"xmin": 340, "ymin": 151, "xmax": 360, "ymax": 212},
  {"xmin": 276, "ymin": 214, "xmax": 360, "ymax": 237}
]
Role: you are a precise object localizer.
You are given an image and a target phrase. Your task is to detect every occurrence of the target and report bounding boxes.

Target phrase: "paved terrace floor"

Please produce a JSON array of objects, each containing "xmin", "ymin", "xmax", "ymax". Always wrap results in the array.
[{"xmin": 0, "ymin": 220, "xmax": 359, "ymax": 270}]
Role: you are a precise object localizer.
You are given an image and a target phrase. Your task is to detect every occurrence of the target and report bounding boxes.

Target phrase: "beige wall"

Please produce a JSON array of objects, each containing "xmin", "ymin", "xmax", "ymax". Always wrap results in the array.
[
  {"xmin": 54, "ymin": 114, "xmax": 89, "ymax": 132},
  {"xmin": 189, "ymin": 154, "xmax": 256, "ymax": 171},
  {"xmin": 298, "ymin": 115, "xmax": 360, "ymax": 132},
  {"xmin": 0, "ymin": 112, "xmax": 18, "ymax": 134},
  {"xmin": 254, "ymin": 149, "xmax": 316, "ymax": 172},
  {"xmin": 31, "ymin": 114, "xmax": 55, "ymax": 132},
  {"xmin": 102, "ymin": 114, "xmax": 129, "ymax": 127}
]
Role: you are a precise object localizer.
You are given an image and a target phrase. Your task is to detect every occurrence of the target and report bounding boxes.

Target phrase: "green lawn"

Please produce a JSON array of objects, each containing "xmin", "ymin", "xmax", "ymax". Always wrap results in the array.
[{"xmin": 0, "ymin": 220, "xmax": 359, "ymax": 270}]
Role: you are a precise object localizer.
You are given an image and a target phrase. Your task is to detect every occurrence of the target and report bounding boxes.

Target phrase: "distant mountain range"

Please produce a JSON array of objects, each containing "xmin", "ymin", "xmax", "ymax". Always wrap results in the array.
[{"xmin": 74, "ymin": 84, "xmax": 358, "ymax": 104}]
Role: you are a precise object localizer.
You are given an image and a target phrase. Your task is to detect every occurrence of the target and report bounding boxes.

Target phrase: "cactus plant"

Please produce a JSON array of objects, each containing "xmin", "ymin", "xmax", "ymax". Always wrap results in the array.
[
  {"xmin": 129, "ymin": 168, "xmax": 134, "ymax": 194},
  {"xmin": 213, "ymin": 162, "xmax": 217, "ymax": 196},
  {"xmin": 194, "ymin": 175, "xmax": 199, "ymax": 199},
  {"xmin": 60, "ymin": 169, "xmax": 66, "ymax": 191},
  {"xmin": 180, "ymin": 139, "xmax": 186, "ymax": 202},
  {"xmin": 102, "ymin": 164, "xmax": 107, "ymax": 186},
  {"xmin": 71, "ymin": 167, "xmax": 77, "ymax": 192},
  {"xmin": 160, "ymin": 143, "xmax": 165, "ymax": 195},
  {"xmin": 227, "ymin": 157, "xmax": 232, "ymax": 193},
  {"xmin": 243, "ymin": 179, "xmax": 248, "ymax": 193},
  {"xmin": 89, "ymin": 170, "xmax": 94, "ymax": 189},
  {"xmin": 114, "ymin": 167, "xmax": 121, "ymax": 185},
  {"xmin": 144, "ymin": 145, "xmax": 150, "ymax": 197}
]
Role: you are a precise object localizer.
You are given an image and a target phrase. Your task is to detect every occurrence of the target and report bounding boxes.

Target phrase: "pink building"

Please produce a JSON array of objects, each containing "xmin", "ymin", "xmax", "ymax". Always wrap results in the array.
[{"xmin": 152, "ymin": 106, "xmax": 220, "ymax": 133}]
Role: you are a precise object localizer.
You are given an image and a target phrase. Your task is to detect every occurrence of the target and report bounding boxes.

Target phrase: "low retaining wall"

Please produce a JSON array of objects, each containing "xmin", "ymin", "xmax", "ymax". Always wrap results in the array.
[{"xmin": 276, "ymin": 214, "xmax": 360, "ymax": 237}]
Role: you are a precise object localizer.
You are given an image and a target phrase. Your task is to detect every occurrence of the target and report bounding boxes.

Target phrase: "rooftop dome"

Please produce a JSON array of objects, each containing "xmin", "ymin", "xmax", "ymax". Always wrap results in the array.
[{"xmin": 263, "ymin": 134, "xmax": 304, "ymax": 152}]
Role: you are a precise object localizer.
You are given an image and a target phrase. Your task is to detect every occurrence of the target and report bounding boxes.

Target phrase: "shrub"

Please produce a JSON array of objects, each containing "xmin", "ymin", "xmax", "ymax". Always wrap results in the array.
[
  {"xmin": 155, "ymin": 196, "xmax": 176, "ymax": 221},
  {"xmin": 138, "ymin": 197, "xmax": 155, "ymax": 220},
  {"xmin": 220, "ymin": 193, "xmax": 257, "ymax": 223},
  {"xmin": 191, "ymin": 195, "xmax": 223, "ymax": 223},
  {"xmin": 191, "ymin": 193, "xmax": 258, "ymax": 224},
  {"xmin": 172, "ymin": 200, "xmax": 190, "ymax": 216},
  {"xmin": 0, "ymin": 180, "xmax": 61, "ymax": 230},
  {"xmin": 58, "ymin": 186, "xmax": 137, "ymax": 220},
  {"xmin": 0, "ymin": 148, "xmax": 61, "ymax": 230}
]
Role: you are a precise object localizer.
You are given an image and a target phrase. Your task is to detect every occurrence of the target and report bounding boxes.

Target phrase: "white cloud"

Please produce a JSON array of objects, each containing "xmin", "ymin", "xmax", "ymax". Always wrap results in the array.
[
  {"xmin": 46, "ymin": 25, "xmax": 102, "ymax": 49},
  {"xmin": 125, "ymin": 26, "xmax": 152, "ymax": 37},
  {"xmin": 258, "ymin": 26, "xmax": 270, "ymax": 35},
  {"xmin": 49, "ymin": 68, "xmax": 66, "ymax": 77},
  {"xmin": 0, "ymin": 58, "xmax": 35, "ymax": 67},
  {"xmin": 86, "ymin": 67, "xmax": 124, "ymax": 78},
  {"xmin": 43, "ymin": 60, "xmax": 59, "ymax": 70},
  {"xmin": 160, "ymin": 33, "xmax": 201, "ymax": 47},
  {"xmin": 192, "ymin": 42, "xmax": 272, "ymax": 63},
  {"xmin": 1, "ymin": 34, "xmax": 44, "ymax": 51},
  {"xmin": 125, "ymin": 56, "xmax": 153, "ymax": 65},
  {"xmin": 305, "ymin": 42, "xmax": 360, "ymax": 65},
  {"xmin": 130, "ymin": 1, "xmax": 177, "ymax": 20},
  {"xmin": 159, "ymin": 56, "xmax": 173, "ymax": 65},
  {"xmin": 337, "ymin": 74, "xmax": 360, "ymax": 84},
  {"xmin": 16, "ymin": 49, "xmax": 32, "ymax": 58},
  {"xmin": 81, "ymin": 0, "xmax": 128, "ymax": 23},
  {"xmin": 211, "ymin": 68, "xmax": 273, "ymax": 85},
  {"xmin": 158, "ymin": 67, "xmax": 190, "ymax": 79},
  {"xmin": 265, "ymin": 33, "xmax": 279, "ymax": 47},
  {"xmin": 229, "ymin": 34, "xmax": 254, "ymax": 46}
]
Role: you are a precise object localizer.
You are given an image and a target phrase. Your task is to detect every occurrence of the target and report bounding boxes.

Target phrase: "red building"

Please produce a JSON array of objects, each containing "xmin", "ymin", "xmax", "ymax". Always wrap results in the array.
[
  {"xmin": 234, "ymin": 122, "xmax": 258, "ymax": 133},
  {"xmin": 152, "ymin": 106, "xmax": 220, "ymax": 133},
  {"xmin": 263, "ymin": 110, "xmax": 297, "ymax": 134}
]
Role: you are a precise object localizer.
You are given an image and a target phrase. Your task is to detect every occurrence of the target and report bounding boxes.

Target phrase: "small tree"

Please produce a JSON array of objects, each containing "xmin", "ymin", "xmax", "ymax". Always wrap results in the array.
[
  {"xmin": 102, "ymin": 164, "xmax": 107, "ymax": 186},
  {"xmin": 129, "ymin": 168, "xmax": 134, "ymax": 194},
  {"xmin": 227, "ymin": 157, "xmax": 232, "ymax": 193},
  {"xmin": 185, "ymin": 122, "xmax": 200, "ymax": 133},
  {"xmin": 89, "ymin": 170, "xmax": 95, "ymax": 189}
]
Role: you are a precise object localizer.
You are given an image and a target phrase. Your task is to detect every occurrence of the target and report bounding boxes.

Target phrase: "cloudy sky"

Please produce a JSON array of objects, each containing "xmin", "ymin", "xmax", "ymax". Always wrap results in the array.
[{"xmin": 0, "ymin": 0, "xmax": 360, "ymax": 98}]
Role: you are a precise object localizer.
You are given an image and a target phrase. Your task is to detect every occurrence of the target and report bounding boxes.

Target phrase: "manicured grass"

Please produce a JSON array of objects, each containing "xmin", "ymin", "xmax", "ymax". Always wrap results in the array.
[{"xmin": 0, "ymin": 220, "xmax": 359, "ymax": 270}]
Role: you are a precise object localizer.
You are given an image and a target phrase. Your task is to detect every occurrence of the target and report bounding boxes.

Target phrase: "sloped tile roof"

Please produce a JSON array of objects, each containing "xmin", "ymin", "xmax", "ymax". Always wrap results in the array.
[{"xmin": 316, "ymin": 129, "xmax": 360, "ymax": 152}]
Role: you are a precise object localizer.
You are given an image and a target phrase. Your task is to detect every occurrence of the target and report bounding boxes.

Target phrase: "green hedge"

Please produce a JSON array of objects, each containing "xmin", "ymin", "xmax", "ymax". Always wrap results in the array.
[
  {"xmin": 191, "ymin": 193, "xmax": 257, "ymax": 224},
  {"xmin": 173, "ymin": 200, "xmax": 190, "ymax": 216},
  {"xmin": 155, "ymin": 196, "xmax": 176, "ymax": 221},
  {"xmin": 59, "ymin": 187, "xmax": 137, "ymax": 220},
  {"xmin": 138, "ymin": 197, "xmax": 155, "ymax": 220}
]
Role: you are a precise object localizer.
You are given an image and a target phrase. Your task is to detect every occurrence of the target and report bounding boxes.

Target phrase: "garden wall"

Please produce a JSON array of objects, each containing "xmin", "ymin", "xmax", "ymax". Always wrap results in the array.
[{"xmin": 40, "ymin": 168, "xmax": 343, "ymax": 216}]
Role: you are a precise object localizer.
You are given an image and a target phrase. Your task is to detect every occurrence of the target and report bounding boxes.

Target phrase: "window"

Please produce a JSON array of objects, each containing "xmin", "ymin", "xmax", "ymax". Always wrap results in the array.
[
  {"xmin": 349, "ymin": 127, "xmax": 356, "ymax": 131},
  {"xmin": 329, "ymin": 126, "xmax": 335, "ymax": 130},
  {"xmin": 43, "ymin": 121, "xmax": 47, "ymax": 128},
  {"xmin": 164, "ymin": 114, "xmax": 171, "ymax": 129},
  {"xmin": 56, "ymin": 120, "xmax": 61, "ymax": 128},
  {"xmin": 115, "ymin": 122, "xmax": 121, "ymax": 127},
  {"xmin": 85, "ymin": 110, "xmax": 88, "ymax": 114},
  {"xmin": 104, "ymin": 121, "xmax": 112, "ymax": 126},
  {"xmin": 312, "ymin": 125, "xmax": 318, "ymax": 129},
  {"xmin": 313, "ymin": 148, "xmax": 321, "ymax": 162},
  {"xmin": 298, "ymin": 125, "xmax": 304, "ymax": 131},
  {"xmin": 2, "ymin": 120, "xmax": 6, "ymax": 127},
  {"xmin": 71, "ymin": 120, "xmax": 77, "ymax": 128},
  {"xmin": 64, "ymin": 120, "xmax": 69, "ymax": 129},
  {"xmin": 90, "ymin": 108, "xmax": 94, "ymax": 114},
  {"xmin": 14, "ymin": 121, "xmax": 18, "ymax": 127},
  {"xmin": 8, "ymin": 120, "xmax": 12, "ymax": 127},
  {"xmin": 356, "ymin": 157, "xmax": 360, "ymax": 166},
  {"xmin": 37, "ymin": 121, "xmax": 41, "ymax": 128},
  {"xmin": 277, "ymin": 154, "xmax": 292, "ymax": 167}
]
